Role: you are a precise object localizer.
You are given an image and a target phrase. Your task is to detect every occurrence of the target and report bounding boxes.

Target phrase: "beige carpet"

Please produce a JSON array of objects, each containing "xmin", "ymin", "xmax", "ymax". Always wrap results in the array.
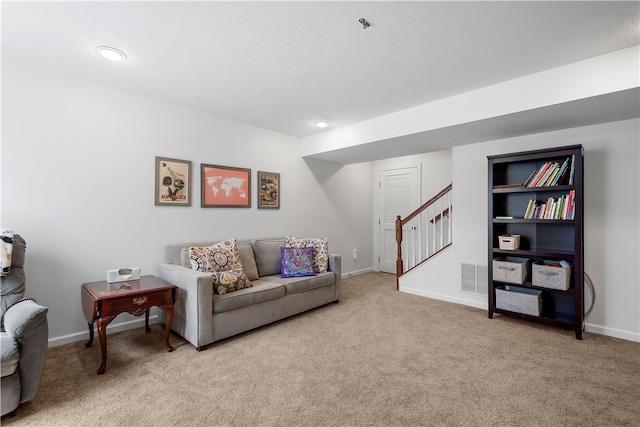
[{"xmin": 3, "ymin": 272, "xmax": 639, "ymax": 426}]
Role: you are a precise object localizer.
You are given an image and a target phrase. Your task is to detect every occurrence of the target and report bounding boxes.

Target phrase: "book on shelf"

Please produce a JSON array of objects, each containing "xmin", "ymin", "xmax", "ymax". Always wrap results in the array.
[
  {"xmin": 521, "ymin": 169, "xmax": 538, "ymax": 187},
  {"xmin": 568, "ymin": 154, "xmax": 576, "ymax": 185},
  {"xmin": 550, "ymin": 157, "xmax": 570, "ymax": 186},
  {"xmin": 524, "ymin": 156, "xmax": 573, "ymax": 187},
  {"xmin": 523, "ymin": 191, "xmax": 575, "ymax": 220},
  {"xmin": 535, "ymin": 162, "xmax": 559, "ymax": 187},
  {"xmin": 526, "ymin": 161, "xmax": 552, "ymax": 187}
]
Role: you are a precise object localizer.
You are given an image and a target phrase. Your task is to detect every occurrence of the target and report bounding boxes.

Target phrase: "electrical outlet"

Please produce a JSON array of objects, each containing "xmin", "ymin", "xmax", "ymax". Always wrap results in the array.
[{"xmin": 353, "ymin": 248, "xmax": 358, "ymax": 260}]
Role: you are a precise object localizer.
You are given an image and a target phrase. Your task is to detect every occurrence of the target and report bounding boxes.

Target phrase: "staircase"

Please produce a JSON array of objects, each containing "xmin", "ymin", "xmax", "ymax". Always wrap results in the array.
[{"xmin": 395, "ymin": 183, "xmax": 452, "ymax": 289}]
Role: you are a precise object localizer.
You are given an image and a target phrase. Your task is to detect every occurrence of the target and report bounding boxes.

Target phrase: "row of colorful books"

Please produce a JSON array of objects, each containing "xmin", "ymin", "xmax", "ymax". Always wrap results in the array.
[
  {"xmin": 523, "ymin": 155, "xmax": 575, "ymax": 187},
  {"xmin": 524, "ymin": 190, "xmax": 575, "ymax": 220}
]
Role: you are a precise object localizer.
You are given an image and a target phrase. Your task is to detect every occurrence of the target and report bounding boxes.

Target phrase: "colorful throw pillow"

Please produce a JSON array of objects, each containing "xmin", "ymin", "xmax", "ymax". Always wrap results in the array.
[
  {"xmin": 212, "ymin": 269, "xmax": 252, "ymax": 295},
  {"xmin": 1, "ymin": 230, "xmax": 14, "ymax": 277},
  {"xmin": 281, "ymin": 246, "xmax": 316, "ymax": 278},
  {"xmin": 285, "ymin": 236, "xmax": 329, "ymax": 273},
  {"xmin": 188, "ymin": 238, "xmax": 243, "ymax": 273}
]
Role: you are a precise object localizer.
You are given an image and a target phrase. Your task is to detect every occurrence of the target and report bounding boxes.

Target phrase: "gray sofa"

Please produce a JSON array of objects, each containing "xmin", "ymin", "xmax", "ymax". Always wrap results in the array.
[
  {"xmin": 158, "ymin": 238, "xmax": 341, "ymax": 350},
  {"xmin": 1, "ymin": 234, "xmax": 49, "ymax": 416}
]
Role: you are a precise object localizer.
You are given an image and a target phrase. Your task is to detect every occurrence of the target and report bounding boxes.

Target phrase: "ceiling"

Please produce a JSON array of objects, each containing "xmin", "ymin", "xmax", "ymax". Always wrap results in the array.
[{"xmin": 2, "ymin": 1, "xmax": 639, "ymax": 143}]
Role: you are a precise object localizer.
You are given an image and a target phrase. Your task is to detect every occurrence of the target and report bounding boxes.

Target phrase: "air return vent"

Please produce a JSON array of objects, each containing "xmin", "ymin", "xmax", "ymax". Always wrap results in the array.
[{"xmin": 461, "ymin": 263, "xmax": 488, "ymax": 295}]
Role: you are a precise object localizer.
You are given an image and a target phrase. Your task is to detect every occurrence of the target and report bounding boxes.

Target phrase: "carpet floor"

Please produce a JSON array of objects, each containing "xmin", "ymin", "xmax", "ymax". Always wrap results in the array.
[{"xmin": 3, "ymin": 272, "xmax": 639, "ymax": 426}]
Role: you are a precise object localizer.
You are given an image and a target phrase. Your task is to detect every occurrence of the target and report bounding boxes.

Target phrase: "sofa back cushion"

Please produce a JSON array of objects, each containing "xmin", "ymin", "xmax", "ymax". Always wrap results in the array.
[
  {"xmin": 166, "ymin": 238, "xmax": 281, "ymax": 279},
  {"xmin": 251, "ymin": 239, "xmax": 285, "ymax": 277},
  {"xmin": 236, "ymin": 243, "xmax": 259, "ymax": 281}
]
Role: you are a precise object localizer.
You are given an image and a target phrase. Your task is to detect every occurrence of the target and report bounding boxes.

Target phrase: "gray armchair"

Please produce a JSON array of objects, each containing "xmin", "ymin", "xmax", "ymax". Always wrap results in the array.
[{"xmin": 1, "ymin": 234, "xmax": 48, "ymax": 416}]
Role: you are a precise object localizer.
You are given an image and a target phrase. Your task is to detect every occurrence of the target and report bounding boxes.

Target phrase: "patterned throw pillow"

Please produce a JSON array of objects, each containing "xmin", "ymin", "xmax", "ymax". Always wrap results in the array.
[
  {"xmin": 188, "ymin": 238, "xmax": 243, "ymax": 273},
  {"xmin": 285, "ymin": 236, "xmax": 329, "ymax": 273},
  {"xmin": 1, "ymin": 229, "xmax": 14, "ymax": 277},
  {"xmin": 281, "ymin": 246, "xmax": 316, "ymax": 278},
  {"xmin": 212, "ymin": 269, "xmax": 252, "ymax": 295}
]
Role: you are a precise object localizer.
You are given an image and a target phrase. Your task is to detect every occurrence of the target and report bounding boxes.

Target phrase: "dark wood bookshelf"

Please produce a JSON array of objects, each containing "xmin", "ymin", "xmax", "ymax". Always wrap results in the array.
[{"xmin": 488, "ymin": 145, "xmax": 584, "ymax": 339}]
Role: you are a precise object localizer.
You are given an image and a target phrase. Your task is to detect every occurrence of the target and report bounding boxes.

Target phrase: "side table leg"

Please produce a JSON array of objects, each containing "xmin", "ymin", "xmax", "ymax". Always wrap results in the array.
[
  {"xmin": 85, "ymin": 322, "xmax": 94, "ymax": 348},
  {"xmin": 160, "ymin": 305, "xmax": 175, "ymax": 352},
  {"xmin": 96, "ymin": 315, "xmax": 116, "ymax": 375},
  {"xmin": 145, "ymin": 309, "xmax": 151, "ymax": 332}
]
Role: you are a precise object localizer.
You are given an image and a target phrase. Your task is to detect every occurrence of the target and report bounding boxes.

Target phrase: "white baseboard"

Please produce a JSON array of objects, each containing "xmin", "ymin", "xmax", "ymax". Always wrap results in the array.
[
  {"xmin": 584, "ymin": 323, "xmax": 640, "ymax": 343},
  {"xmin": 342, "ymin": 267, "xmax": 374, "ymax": 278},
  {"xmin": 48, "ymin": 315, "xmax": 160, "ymax": 347}
]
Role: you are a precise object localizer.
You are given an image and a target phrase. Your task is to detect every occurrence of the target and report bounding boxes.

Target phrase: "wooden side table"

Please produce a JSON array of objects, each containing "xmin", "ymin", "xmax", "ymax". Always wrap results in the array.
[{"xmin": 81, "ymin": 275, "xmax": 177, "ymax": 375}]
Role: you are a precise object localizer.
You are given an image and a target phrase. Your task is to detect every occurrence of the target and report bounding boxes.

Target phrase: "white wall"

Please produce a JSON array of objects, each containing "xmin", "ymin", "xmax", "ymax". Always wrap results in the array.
[
  {"xmin": 1, "ymin": 62, "xmax": 373, "ymax": 345},
  {"xmin": 402, "ymin": 119, "xmax": 640, "ymax": 342}
]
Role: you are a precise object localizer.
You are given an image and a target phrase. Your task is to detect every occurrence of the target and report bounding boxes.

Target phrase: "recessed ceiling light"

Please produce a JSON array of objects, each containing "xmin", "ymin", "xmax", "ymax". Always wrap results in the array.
[
  {"xmin": 315, "ymin": 121, "xmax": 329, "ymax": 128},
  {"xmin": 96, "ymin": 46, "xmax": 127, "ymax": 61}
]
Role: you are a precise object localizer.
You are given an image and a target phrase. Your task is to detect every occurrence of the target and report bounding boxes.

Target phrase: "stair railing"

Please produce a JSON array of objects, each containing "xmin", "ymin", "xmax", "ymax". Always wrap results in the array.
[{"xmin": 395, "ymin": 183, "xmax": 453, "ymax": 289}]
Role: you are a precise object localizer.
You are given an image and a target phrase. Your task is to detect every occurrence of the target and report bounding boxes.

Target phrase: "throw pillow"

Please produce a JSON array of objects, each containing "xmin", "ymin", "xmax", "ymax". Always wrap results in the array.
[
  {"xmin": 212, "ymin": 269, "xmax": 252, "ymax": 295},
  {"xmin": 281, "ymin": 246, "xmax": 316, "ymax": 278},
  {"xmin": 285, "ymin": 236, "xmax": 329, "ymax": 273},
  {"xmin": 1, "ymin": 229, "xmax": 14, "ymax": 277},
  {"xmin": 188, "ymin": 238, "xmax": 243, "ymax": 273}
]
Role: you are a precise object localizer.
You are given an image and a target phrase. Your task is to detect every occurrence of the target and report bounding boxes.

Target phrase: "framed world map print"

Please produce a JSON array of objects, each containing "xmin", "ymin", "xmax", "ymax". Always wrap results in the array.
[{"xmin": 201, "ymin": 164, "xmax": 251, "ymax": 208}]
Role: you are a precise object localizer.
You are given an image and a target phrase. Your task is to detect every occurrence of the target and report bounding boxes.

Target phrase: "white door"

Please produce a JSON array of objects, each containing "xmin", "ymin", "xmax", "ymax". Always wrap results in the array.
[{"xmin": 378, "ymin": 166, "xmax": 420, "ymax": 273}]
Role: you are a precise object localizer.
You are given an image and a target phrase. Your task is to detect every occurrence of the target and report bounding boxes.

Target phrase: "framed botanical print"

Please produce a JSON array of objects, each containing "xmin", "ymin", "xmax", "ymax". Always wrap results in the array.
[
  {"xmin": 155, "ymin": 156, "xmax": 192, "ymax": 206},
  {"xmin": 257, "ymin": 171, "xmax": 280, "ymax": 209},
  {"xmin": 201, "ymin": 164, "xmax": 251, "ymax": 208}
]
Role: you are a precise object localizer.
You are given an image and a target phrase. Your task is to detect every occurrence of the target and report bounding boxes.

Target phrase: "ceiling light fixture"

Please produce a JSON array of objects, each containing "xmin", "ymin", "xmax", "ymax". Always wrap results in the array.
[
  {"xmin": 359, "ymin": 18, "xmax": 370, "ymax": 29},
  {"xmin": 315, "ymin": 121, "xmax": 329, "ymax": 128},
  {"xmin": 96, "ymin": 46, "xmax": 127, "ymax": 61}
]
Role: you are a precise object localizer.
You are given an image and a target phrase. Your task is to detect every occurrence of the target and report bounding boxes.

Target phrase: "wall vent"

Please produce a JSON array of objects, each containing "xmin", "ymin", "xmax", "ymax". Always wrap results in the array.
[{"xmin": 461, "ymin": 263, "xmax": 488, "ymax": 295}]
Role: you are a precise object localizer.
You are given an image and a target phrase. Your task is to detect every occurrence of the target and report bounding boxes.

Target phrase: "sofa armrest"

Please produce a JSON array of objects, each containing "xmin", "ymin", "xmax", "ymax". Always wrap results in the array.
[
  {"xmin": 3, "ymin": 299, "xmax": 48, "ymax": 403},
  {"xmin": 157, "ymin": 264, "xmax": 214, "ymax": 349},
  {"xmin": 328, "ymin": 254, "xmax": 342, "ymax": 301}
]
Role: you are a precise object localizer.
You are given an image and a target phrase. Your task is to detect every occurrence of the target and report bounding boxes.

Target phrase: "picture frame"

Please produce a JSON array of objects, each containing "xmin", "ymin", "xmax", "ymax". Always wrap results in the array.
[
  {"xmin": 257, "ymin": 171, "xmax": 280, "ymax": 209},
  {"xmin": 201, "ymin": 164, "xmax": 251, "ymax": 208},
  {"xmin": 155, "ymin": 156, "xmax": 192, "ymax": 206}
]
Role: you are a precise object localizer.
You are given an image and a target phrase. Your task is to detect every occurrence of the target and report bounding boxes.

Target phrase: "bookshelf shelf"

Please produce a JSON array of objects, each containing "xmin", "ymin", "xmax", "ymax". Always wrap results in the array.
[
  {"xmin": 493, "ymin": 184, "xmax": 575, "ymax": 194},
  {"xmin": 493, "ymin": 219, "xmax": 574, "ymax": 224},
  {"xmin": 492, "ymin": 248, "xmax": 575, "ymax": 259},
  {"xmin": 488, "ymin": 145, "xmax": 584, "ymax": 339}
]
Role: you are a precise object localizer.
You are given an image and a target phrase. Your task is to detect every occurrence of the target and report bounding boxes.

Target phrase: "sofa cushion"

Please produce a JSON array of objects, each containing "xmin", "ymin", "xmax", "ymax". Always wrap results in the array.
[
  {"xmin": 212, "ymin": 269, "xmax": 252, "ymax": 295},
  {"xmin": 212, "ymin": 281, "xmax": 285, "ymax": 313},
  {"xmin": 251, "ymin": 239, "xmax": 285, "ymax": 276},
  {"xmin": 236, "ymin": 243, "xmax": 259, "ymax": 281},
  {"xmin": 281, "ymin": 247, "xmax": 315, "ymax": 278},
  {"xmin": 0, "ymin": 333, "xmax": 19, "ymax": 377},
  {"xmin": 188, "ymin": 238, "xmax": 243, "ymax": 273},
  {"xmin": 286, "ymin": 236, "xmax": 329, "ymax": 273},
  {"xmin": 261, "ymin": 272, "xmax": 336, "ymax": 295}
]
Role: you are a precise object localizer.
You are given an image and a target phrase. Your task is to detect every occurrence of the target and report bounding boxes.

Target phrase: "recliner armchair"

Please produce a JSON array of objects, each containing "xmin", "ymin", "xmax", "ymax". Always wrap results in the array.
[{"xmin": 1, "ymin": 234, "xmax": 48, "ymax": 416}]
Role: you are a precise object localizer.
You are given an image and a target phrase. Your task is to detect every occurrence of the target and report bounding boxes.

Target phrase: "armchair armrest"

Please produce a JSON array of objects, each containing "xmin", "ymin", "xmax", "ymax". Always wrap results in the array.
[
  {"xmin": 4, "ymin": 299, "xmax": 48, "ymax": 341},
  {"xmin": 157, "ymin": 263, "xmax": 214, "ymax": 349},
  {"xmin": 3, "ymin": 299, "xmax": 48, "ymax": 403}
]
